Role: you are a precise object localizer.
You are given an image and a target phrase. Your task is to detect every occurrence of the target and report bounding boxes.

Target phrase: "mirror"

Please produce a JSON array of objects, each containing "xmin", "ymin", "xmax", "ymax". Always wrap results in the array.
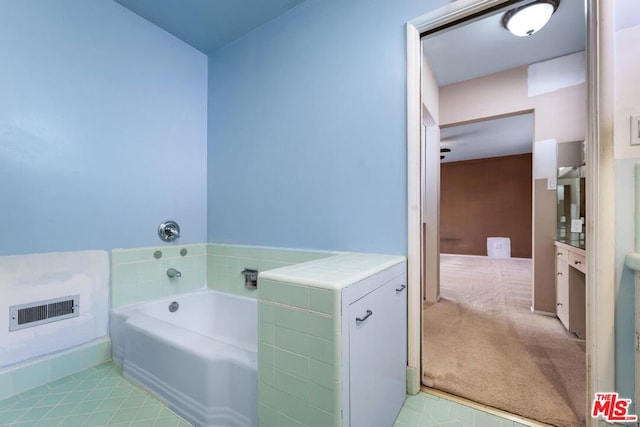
[{"xmin": 557, "ymin": 165, "xmax": 585, "ymax": 249}]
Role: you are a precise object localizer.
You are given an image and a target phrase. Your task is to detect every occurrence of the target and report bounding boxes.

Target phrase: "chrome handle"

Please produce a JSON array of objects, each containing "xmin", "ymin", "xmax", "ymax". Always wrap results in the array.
[
  {"xmin": 396, "ymin": 285, "xmax": 406, "ymax": 293},
  {"xmin": 158, "ymin": 220, "xmax": 181, "ymax": 242},
  {"xmin": 166, "ymin": 224, "xmax": 179, "ymax": 238},
  {"xmin": 356, "ymin": 310, "xmax": 373, "ymax": 323}
]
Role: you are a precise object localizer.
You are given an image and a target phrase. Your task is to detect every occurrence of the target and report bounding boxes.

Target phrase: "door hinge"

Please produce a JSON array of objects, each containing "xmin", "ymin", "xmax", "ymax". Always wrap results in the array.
[{"xmin": 636, "ymin": 332, "xmax": 640, "ymax": 352}]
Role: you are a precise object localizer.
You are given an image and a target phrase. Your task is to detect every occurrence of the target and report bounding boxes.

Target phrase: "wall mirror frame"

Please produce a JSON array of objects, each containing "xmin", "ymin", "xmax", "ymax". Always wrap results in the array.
[
  {"xmin": 557, "ymin": 164, "xmax": 586, "ymax": 249},
  {"xmin": 556, "ymin": 140, "xmax": 586, "ymax": 249}
]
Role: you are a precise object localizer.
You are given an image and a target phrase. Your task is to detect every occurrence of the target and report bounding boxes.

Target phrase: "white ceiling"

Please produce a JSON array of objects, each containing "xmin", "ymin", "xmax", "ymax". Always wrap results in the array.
[
  {"xmin": 423, "ymin": 0, "xmax": 586, "ymax": 87},
  {"xmin": 424, "ymin": 0, "xmax": 585, "ymax": 163},
  {"xmin": 440, "ymin": 113, "xmax": 533, "ymax": 163}
]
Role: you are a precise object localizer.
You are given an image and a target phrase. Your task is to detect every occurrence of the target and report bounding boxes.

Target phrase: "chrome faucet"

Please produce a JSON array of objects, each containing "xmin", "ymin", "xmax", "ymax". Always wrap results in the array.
[{"xmin": 167, "ymin": 268, "xmax": 182, "ymax": 278}]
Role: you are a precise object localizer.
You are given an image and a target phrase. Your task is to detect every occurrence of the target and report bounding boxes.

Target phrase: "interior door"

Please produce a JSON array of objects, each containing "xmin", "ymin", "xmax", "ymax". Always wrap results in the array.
[
  {"xmin": 422, "ymin": 118, "xmax": 440, "ymax": 304},
  {"xmin": 420, "ymin": 43, "xmax": 441, "ymax": 305}
]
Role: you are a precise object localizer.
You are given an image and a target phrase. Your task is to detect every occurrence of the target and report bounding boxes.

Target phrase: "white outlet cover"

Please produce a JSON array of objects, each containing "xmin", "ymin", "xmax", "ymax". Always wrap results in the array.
[
  {"xmin": 571, "ymin": 219, "xmax": 583, "ymax": 233},
  {"xmin": 547, "ymin": 176, "xmax": 557, "ymax": 190}
]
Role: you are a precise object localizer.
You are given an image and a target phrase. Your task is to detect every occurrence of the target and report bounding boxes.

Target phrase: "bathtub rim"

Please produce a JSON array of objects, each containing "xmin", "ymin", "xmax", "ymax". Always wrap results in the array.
[{"xmin": 110, "ymin": 287, "xmax": 256, "ymax": 314}]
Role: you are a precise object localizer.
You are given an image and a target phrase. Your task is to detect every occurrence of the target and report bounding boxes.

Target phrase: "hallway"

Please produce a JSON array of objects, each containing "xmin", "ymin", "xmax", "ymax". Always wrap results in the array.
[{"xmin": 422, "ymin": 255, "xmax": 586, "ymax": 427}]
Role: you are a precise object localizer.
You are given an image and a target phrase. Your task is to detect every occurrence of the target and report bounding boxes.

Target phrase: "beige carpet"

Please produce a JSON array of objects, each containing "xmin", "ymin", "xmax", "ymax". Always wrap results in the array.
[{"xmin": 422, "ymin": 255, "xmax": 586, "ymax": 427}]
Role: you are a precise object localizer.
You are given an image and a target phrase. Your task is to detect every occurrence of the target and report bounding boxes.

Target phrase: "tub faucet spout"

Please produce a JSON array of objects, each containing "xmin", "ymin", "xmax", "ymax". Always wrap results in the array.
[{"xmin": 167, "ymin": 268, "xmax": 182, "ymax": 278}]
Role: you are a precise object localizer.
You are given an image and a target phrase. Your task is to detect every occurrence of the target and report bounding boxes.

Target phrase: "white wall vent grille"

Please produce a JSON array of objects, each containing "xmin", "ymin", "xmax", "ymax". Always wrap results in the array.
[{"xmin": 9, "ymin": 295, "xmax": 80, "ymax": 331}]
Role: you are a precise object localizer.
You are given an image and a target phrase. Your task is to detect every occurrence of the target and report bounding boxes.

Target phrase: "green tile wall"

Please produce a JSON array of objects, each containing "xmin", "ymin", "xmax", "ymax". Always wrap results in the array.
[
  {"xmin": 258, "ymin": 278, "xmax": 340, "ymax": 427},
  {"xmin": 0, "ymin": 338, "xmax": 111, "ymax": 401},
  {"xmin": 206, "ymin": 244, "xmax": 332, "ymax": 298},
  {"xmin": 111, "ymin": 244, "xmax": 207, "ymax": 308},
  {"xmin": 112, "ymin": 243, "xmax": 331, "ymax": 306}
]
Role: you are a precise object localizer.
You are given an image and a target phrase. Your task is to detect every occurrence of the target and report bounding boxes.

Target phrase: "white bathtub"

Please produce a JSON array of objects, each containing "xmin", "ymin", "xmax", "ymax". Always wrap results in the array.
[{"xmin": 110, "ymin": 289, "xmax": 257, "ymax": 427}]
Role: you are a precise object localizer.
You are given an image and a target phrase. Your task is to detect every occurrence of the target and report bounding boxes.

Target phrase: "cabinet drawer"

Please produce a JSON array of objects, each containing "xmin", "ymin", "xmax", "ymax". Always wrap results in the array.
[
  {"xmin": 556, "ymin": 260, "xmax": 569, "ymax": 328},
  {"xmin": 568, "ymin": 252, "xmax": 586, "ymax": 273},
  {"xmin": 555, "ymin": 246, "xmax": 569, "ymax": 260}
]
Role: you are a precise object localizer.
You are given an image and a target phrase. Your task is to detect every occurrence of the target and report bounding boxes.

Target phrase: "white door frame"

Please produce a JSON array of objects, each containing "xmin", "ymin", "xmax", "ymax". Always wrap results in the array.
[{"xmin": 405, "ymin": 1, "xmax": 616, "ymax": 425}]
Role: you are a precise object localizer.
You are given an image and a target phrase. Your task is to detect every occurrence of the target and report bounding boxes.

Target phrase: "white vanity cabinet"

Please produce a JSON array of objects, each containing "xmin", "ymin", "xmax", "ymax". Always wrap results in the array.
[
  {"xmin": 554, "ymin": 241, "xmax": 585, "ymax": 338},
  {"xmin": 258, "ymin": 254, "xmax": 407, "ymax": 427},
  {"xmin": 342, "ymin": 263, "xmax": 407, "ymax": 427},
  {"xmin": 555, "ymin": 246, "xmax": 570, "ymax": 327}
]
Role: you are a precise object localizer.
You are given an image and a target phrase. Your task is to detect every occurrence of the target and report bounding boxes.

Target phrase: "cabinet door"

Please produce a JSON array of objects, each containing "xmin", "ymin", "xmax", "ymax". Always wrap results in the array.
[
  {"xmin": 348, "ymin": 277, "xmax": 407, "ymax": 427},
  {"xmin": 556, "ymin": 259, "xmax": 569, "ymax": 328}
]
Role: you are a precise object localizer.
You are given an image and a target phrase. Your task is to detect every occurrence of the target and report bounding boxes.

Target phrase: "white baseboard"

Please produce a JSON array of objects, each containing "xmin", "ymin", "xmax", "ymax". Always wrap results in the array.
[
  {"xmin": 406, "ymin": 366, "xmax": 420, "ymax": 395},
  {"xmin": 440, "ymin": 253, "xmax": 532, "ymax": 261}
]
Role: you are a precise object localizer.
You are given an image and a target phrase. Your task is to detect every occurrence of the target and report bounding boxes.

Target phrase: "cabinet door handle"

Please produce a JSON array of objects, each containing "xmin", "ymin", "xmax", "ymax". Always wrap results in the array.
[
  {"xmin": 557, "ymin": 272, "xmax": 563, "ymax": 276},
  {"xmin": 557, "ymin": 252, "xmax": 563, "ymax": 256},
  {"xmin": 356, "ymin": 310, "xmax": 373, "ymax": 323},
  {"xmin": 574, "ymin": 260, "xmax": 582, "ymax": 265},
  {"xmin": 396, "ymin": 284, "xmax": 406, "ymax": 293},
  {"xmin": 557, "ymin": 303, "xmax": 563, "ymax": 307}
]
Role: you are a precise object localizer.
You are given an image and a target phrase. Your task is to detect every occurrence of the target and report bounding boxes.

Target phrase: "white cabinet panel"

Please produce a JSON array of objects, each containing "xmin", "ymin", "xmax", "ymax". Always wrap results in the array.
[
  {"xmin": 258, "ymin": 255, "xmax": 407, "ymax": 427},
  {"xmin": 348, "ymin": 276, "xmax": 407, "ymax": 427},
  {"xmin": 554, "ymin": 242, "xmax": 586, "ymax": 338},
  {"xmin": 556, "ymin": 259, "xmax": 569, "ymax": 328}
]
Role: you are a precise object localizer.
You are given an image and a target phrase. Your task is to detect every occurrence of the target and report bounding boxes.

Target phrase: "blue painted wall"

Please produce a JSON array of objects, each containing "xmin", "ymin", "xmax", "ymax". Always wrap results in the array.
[
  {"xmin": 0, "ymin": 0, "xmax": 208, "ymax": 256},
  {"xmin": 207, "ymin": 0, "xmax": 448, "ymax": 255}
]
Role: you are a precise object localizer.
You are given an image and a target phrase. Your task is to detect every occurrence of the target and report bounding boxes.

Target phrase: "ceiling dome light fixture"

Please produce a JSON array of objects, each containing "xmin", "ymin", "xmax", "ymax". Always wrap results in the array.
[{"xmin": 502, "ymin": 0, "xmax": 559, "ymax": 37}]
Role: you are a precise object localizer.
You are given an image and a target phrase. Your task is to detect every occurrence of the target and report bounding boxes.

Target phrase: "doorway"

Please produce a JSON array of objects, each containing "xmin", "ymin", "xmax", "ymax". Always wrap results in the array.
[
  {"xmin": 438, "ymin": 114, "xmax": 534, "ymax": 259},
  {"xmin": 409, "ymin": 2, "xmax": 586, "ymax": 427}
]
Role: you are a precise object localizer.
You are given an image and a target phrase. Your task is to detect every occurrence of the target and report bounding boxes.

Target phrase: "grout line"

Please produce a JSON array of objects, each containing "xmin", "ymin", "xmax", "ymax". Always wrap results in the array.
[
  {"xmin": 1, "ymin": 362, "xmax": 191, "ymax": 427},
  {"xmin": 261, "ymin": 300, "xmax": 333, "ymax": 318}
]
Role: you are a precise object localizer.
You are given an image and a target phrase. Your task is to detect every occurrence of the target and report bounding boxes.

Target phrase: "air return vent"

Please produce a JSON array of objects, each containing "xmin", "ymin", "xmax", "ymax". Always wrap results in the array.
[{"xmin": 9, "ymin": 295, "xmax": 80, "ymax": 331}]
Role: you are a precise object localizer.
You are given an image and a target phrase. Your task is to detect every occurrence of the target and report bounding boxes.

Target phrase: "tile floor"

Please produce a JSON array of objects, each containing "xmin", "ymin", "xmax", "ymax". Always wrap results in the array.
[
  {"xmin": 394, "ymin": 392, "xmax": 533, "ymax": 427},
  {"xmin": 0, "ymin": 361, "xmax": 534, "ymax": 427},
  {"xmin": 0, "ymin": 363, "xmax": 190, "ymax": 427}
]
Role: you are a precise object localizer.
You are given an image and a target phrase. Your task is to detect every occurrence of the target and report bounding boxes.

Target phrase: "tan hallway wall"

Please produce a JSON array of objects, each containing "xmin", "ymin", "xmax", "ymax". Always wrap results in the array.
[{"xmin": 439, "ymin": 64, "xmax": 586, "ymax": 313}]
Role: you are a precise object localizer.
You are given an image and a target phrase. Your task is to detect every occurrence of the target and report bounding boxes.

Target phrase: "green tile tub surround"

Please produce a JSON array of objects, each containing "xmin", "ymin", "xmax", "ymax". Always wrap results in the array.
[
  {"xmin": 258, "ymin": 278, "xmax": 341, "ymax": 427},
  {"xmin": 206, "ymin": 244, "xmax": 334, "ymax": 298},
  {"xmin": 111, "ymin": 244, "xmax": 207, "ymax": 308},
  {"xmin": 112, "ymin": 243, "xmax": 332, "ymax": 307},
  {"xmin": 0, "ymin": 338, "xmax": 111, "ymax": 401},
  {"xmin": 0, "ymin": 362, "xmax": 191, "ymax": 427}
]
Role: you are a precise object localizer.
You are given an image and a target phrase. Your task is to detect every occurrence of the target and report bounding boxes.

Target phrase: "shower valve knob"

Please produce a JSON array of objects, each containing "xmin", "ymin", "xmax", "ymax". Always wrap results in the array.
[{"xmin": 158, "ymin": 220, "xmax": 180, "ymax": 242}]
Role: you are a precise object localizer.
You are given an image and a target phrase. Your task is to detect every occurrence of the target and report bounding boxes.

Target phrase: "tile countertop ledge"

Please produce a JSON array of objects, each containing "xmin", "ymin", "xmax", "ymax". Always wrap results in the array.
[
  {"xmin": 625, "ymin": 252, "xmax": 640, "ymax": 272},
  {"xmin": 258, "ymin": 253, "xmax": 407, "ymax": 290}
]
